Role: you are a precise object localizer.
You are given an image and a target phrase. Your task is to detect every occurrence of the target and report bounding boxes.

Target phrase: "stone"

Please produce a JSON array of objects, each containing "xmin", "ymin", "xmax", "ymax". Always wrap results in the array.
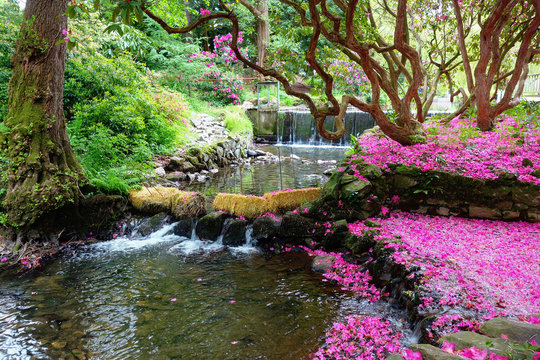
[
  {"xmin": 512, "ymin": 187, "xmax": 540, "ymax": 207},
  {"xmin": 181, "ymin": 161, "xmax": 196, "ymax": 173},
  {"xmin": 357, "ymin": 164, "xmax": 383, "ymax": 179},
  {"xmin": 51, "ymin": 341, "xmax": 67, "ymax": 350},
  {"xmin": 279, "ymin": 212, "xmax": 315, "ymax": 239},
  {"xmin": 135, "ymin": 213, "xmax": 169, "ymax": 237},
  {"xmin": 495, "ymin": 201, "xmax": 513, "ymax": 210},
  {"xmin": 502, "ymin": 211, "xmax": 520, "ymax": 220},
  {"xmin": 533, "ymin": 168, "xmax": 540, "ymax": 178},
  {"xmin": 345, "ymin": 232, "xmax": 377, "ymax": 254},
  {"xmin": 527, "ymin": 208, "xmax": 540, "ymax": 222},
  {"xmin": 480, "ymin": 317, "xmax": 540, "ymax": 344},
  {"xmin": 195, "ymin": 212, "xmax": 229, "ymax": 241},
  {"xmin": 469, "ymin": 206, "xmax": 501, "ymax": 219},
  {"xmin": 385, "ymin": 355, "xmax": 405, "ymax": 360},
  {"xmin": 222, "ymin": 218, "xmax": 248, "ymax": 246},
  {"xmin": 311, "ymin": 254, "xmax": 336, "ymax": 273},
  {"xmin": 154, "ymin": 167, "xmax": 166, "ymax": 177},
  {"xmin": 440, "ymin": 331, "xmax": 507, "ymax": 355},
  {"xmin": 394, "ymin": 175, "xmax": 419, "ymax": 189},
  {"xmin": 165, "ymin": 172, "xmax": 187, "ymax": 182},
  {"xmin": 173, "ymin": 218, "xmax": 194, "ymax": 238},
  {"xmin": 436, "ymin": 207, "xmax": 450, "ymax": 216},
  {"xmin": 342, "ymin": 179, "xmax": 371, "ymax": 198},
  {"xmin": 252, "ymin": 216, "xmax": 281, "ymax": 242},
  {"xmin": 409, "ymin": 344, "xmax": 464, "ymax": 360},
  {"xmin": 166, "ymin": 156, "xmax": 184, "ymax": 171},
  {"xmin": 196, "ymin": 175, "xmax": 209, "ymax": 182}
]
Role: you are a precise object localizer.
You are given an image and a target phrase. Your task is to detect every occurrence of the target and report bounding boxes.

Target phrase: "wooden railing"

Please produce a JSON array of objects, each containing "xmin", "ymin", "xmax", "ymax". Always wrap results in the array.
[{"xmin": 524, "ymin": 73, "xmax": 540, "ymax": 97}]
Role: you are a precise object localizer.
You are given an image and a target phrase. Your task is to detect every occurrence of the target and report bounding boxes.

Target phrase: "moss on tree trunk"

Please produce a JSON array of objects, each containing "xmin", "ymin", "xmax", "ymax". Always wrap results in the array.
[{"xmin": 0, "ymin": 0, "xmax": 85, "ymax": 238}]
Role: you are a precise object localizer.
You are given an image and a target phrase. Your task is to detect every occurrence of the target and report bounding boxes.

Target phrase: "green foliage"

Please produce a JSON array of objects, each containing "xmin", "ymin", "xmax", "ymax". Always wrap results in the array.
[
  {"xmin": 0, "ymin": 0, "xmax": 22, "ymax": 121},
  {"xmin": 222, "ymin": 106, "xmax": 253, "ymax": 137}
]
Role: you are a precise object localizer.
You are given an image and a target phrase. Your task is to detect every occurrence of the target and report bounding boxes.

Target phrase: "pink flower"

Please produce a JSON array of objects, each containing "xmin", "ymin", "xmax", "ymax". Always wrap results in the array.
[
  {"xmin": 231, "ymin": 341, "xmax": 238, "ymax": 345},
  {"xmin": 200, "ymin": 8, "xmax": 210, "ymax": 15},
  {"xmin": 0, "ymin": 257, "xmax": 7, "ymax": 262},
  {"xmin": 403, "ymin": 349, "xmax": 423, "ymax": 360},
  {"xmin": 460, "ymin": 347, "xmax": 488, "ymax": 360},
  {"xmin": 197, "ymin": 278, "xmax": 202, "ymax": 282},
  {"xmin": 229, "ymin": 300, "xmax": 236, "ymax": 304},
  {"xmin": 170, "ymin": 298, "xmax": 177, "ymax": 302},
  {"xmin": 441, "ymin": 341, "xmax": 455, "ymax": 354}
]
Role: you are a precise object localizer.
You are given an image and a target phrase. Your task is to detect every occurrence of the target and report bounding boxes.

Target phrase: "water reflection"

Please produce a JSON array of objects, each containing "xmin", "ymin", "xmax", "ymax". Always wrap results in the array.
[{"xmin": 183, "ymin": 145, "xmax": 347, "ymax": 199}]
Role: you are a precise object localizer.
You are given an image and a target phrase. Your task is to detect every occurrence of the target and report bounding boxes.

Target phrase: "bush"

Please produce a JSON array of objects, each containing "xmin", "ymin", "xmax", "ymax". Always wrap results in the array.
[{"xmin": 222, "ymin": 106, "xmax": 253, "ymax": 137}]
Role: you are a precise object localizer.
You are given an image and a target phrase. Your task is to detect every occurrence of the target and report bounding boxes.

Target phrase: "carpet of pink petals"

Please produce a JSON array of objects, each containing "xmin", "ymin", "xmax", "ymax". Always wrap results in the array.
[
  {"xmin": 302, "ymin": 247, "xmax": 383, "ymax": 302},
  {"xmin": 349, "ymin": 116, "xmax": 540, "ymax": 184},
  {"xmin": 357, "ymin": 213, "xmax": 540, "ymax": 318},
  {"xmin": 311, "ymin": 316, "xmax": 402, "ymax": 360}
]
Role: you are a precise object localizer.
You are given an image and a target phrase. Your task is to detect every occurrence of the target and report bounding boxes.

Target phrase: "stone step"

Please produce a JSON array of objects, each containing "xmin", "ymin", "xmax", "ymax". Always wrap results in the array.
[
  {"xmin": 480, "ymin": 317, "xmax": 540, "ymax": 344},
  {"xmin": 409, "ymin": 344, "xmax": 464, "ymax": 360}
]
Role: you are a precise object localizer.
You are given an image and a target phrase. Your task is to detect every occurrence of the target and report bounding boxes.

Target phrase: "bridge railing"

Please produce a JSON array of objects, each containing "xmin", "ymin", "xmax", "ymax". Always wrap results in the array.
[{"xmin": 523, "ymin": 73, "xmax": 540, "ymax": 97}]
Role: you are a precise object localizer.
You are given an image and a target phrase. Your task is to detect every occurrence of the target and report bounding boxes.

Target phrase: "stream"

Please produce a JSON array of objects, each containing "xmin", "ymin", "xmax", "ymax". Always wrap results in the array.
[{"xmin": 0, "ymin": 145, "xmax": 417, "ymax": 360}]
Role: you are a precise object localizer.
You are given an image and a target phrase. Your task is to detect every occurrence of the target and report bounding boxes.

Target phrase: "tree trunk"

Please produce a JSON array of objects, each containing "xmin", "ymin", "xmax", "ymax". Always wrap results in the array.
[
  {"xmin": 1, "ymin": 0, "xmax": 85, "ymax": 235},
  {"xmin": 256, "ymin": 0, "xmax": 269, "ymax": 67}
]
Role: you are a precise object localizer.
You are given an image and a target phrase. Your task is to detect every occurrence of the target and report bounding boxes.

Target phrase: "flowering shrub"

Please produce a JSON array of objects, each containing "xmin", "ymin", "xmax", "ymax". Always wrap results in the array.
[
  {"xmin": 350, "ymin": 115, "xmax": 540, "ymax": 184},
  {"xmin": 188, "ymin": 33, "xmax": 249, "ymax": 105},
  {"xmin": 311, "ymin": 316, "xmax": 402, "ymax": 360}
]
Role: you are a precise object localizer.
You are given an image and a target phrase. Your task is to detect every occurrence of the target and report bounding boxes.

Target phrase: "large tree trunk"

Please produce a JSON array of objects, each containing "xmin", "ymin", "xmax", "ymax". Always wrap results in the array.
[
  {"xmin": 256, "ymin": 0, "xmax": 269, "ymax": 67},
  {"xmin": 1, "ymin": 0, "xmax": 85, "ymax": 236}
]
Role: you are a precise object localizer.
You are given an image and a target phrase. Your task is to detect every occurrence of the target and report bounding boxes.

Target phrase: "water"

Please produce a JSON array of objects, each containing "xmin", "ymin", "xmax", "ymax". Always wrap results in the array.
[
  {"xmin": 0, "ymin": 225, "xmax": 415, "ymax": 360},
  {"xmin": 277, "ymin": 111, "xmax": 375, "ymax": 146},
  {"xmin": 184, "ymin": 145, "xmax": 347, "ymax": 200}
]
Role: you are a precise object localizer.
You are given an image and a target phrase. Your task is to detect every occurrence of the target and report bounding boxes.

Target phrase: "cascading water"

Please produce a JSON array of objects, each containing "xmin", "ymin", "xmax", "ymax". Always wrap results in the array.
[{"xmin": 277, "ymin": 110, "xmax": 376, "ymax": 146}]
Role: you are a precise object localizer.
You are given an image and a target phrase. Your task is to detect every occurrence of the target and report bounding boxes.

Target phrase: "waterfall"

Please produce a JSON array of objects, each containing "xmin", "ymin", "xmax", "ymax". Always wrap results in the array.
[{"xmin": 277, "ymin": 110, "xmax": 375, "ymax": 146}]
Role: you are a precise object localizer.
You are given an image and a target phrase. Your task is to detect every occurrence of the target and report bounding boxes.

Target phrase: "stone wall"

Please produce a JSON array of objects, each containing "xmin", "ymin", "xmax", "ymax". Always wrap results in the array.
[
  {"xmin": 320, "ymin": 161, "xmax": 540, "ymax": 223},
  {"xmin": 155, "ymin": 135, "xmax": 249, "ymax": 183}
]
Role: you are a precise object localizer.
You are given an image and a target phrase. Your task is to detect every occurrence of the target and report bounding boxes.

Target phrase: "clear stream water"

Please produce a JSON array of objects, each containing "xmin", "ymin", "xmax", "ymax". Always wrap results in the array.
[{"xmin": 0, "ymin": 146, "xmax": 415, "ymax": 360}]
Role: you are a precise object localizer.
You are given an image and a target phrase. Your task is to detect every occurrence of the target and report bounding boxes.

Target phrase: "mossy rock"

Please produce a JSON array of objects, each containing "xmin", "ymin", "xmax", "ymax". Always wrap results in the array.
[
  {"xmin": 222, "ymin": 218, "xmax": 247, "ymax": 246},
  {"xmin": 252, "ymin": 215, "xmax": 281, "ymax": 243},
  {"xmin": 357, "ymin": 164, "xmax": 383, "ymax": 179},
  {"xmin": 342, "ymin": 179, "xmax": 371, "ymax": 198},
  {"xmin": 393, "ymin": 175, "xmax": 419, "ymax": 189},
  {"xmin": 173, "ymin": 218, "xmax": 194, "ymax": 238},
  {"xmin": 321, "ymin": 171, "xmax": 344, "ymax": 199},
  {"xmin": 279, "ymin": 212, "xmax": 315, "ymax": 239},
  {"xmin": 439, "ymin": 331, "xmax": 520, "ymax": 357},
  {"xmin": 345, "ymin": 232, "xmax": 377, "ymax": 254},
  {"xmin": 480, "ymin": 318, "xmax": 540, "ymax": 344},
  {"xmin": 409, "ymin": 344, "xmax": 464, "ymax": 360},
  {"xmin": 195, "ymin": 212, "xmax": 229, "ymax": 241}
]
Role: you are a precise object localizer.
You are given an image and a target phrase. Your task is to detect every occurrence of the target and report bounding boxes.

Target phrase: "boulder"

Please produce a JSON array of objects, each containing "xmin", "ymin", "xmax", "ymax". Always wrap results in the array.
[
  {"xmin": 222, "ymin": 218, "xmax": 248, "ymax": 246},
  {"xmin": 342, "ymin": 179, "xmax": 371, "ymax": 198},
  {"xmin": 135, "ymin": 213, "xmax": 169, "ymax": 237},
  {"xmin": 252, "ymin": 215, "xmax": 281, "ymax": 242},
  {"xmin": 409, "ymin": 344, "xmax": 464, "ymax": 360},
  {"xmin": 279, "ymin": 212, "xmax": 315, "ymax": 239},
  {"xmin": 166, "ymin": 156, "xmax": 185, "ymax": 171},
  {"xmin": 311, "ymin": 254, "xmax": 336, "ymax": 273},
  {"xmin": 440, "ymin": 331, "xmax": 507, "ymax": 356},
  {"xmin": 480, "ymin": 317, "xmax": 540, "ymax": 344},
  {"xmin": 173, "ymin": 218, "xmax": 194, "ymax": 238},
  {"xmin": 195, "ymin": 212, "xmax": 229, "ymax": 241},
  {"xmin": 469, "ymin": 206, "xmax": 501, "ymax": 219},
  {"xmin": 154, "ymin": 167, "xmax": 166, "ymax": 177},
  {"xmin": 165, "ymin": 172, "xmax": 187, "ymax": 182}
]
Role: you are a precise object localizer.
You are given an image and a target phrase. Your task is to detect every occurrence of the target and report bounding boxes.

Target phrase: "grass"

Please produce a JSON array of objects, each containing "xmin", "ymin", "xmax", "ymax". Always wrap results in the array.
[{"xmin": 222, "ymin": 106, "xmax": 253, "ymax": 137}]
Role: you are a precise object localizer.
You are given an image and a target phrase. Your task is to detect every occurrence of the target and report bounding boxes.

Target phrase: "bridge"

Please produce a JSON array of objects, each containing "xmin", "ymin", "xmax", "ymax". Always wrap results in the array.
[{"xmin": 523, "ymin": 73, "xmax": 540, "ymax": 101}]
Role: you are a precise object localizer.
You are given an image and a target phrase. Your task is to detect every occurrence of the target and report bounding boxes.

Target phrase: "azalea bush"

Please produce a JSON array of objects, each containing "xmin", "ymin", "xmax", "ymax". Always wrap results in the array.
[
  {"xmin": 349, "ymin": 115, "xmax": 540, "ymax": 184},
  {"xmin": 188, "ymin": 32, "xmax": 248, "ymax": 105}
]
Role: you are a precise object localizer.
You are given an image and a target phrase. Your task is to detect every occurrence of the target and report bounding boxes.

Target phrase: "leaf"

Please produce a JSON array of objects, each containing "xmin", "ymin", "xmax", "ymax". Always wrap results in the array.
[
  {"xmin": 54, "ymin": 39, "xmax": 66, "ymax": 46},
  {"xmin": 93, "ymin": 0, "xmax": 101, "ymax": 10}
]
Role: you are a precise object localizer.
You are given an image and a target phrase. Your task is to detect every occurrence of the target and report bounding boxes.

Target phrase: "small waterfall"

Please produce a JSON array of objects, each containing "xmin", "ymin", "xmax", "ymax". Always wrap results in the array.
[{"xmin": 277, "ymin": 110, "xmax": 375, "ymax": 146}]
